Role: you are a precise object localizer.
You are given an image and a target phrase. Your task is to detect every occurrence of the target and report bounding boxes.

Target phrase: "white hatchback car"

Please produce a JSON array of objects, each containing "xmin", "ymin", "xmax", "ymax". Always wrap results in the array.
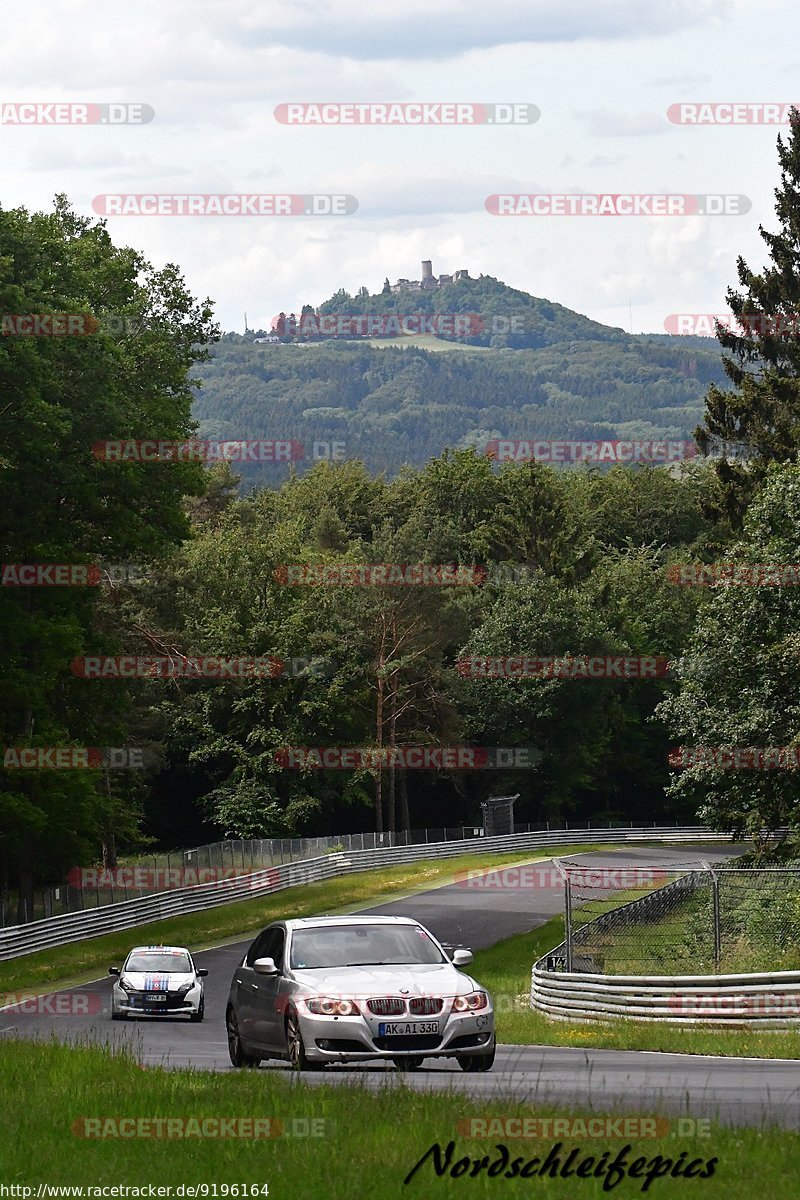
[
  {"xmin": 226, "ymin": 916, "xmax": 495, "ymax": 1071},
  {"xmin": 109, "ymin": 944, "xmax": 207, "ymax": 1021}
]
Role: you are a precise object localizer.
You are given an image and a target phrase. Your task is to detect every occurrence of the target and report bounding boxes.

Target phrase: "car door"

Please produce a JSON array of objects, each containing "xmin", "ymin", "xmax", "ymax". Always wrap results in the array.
[
  {"xmin": 234, "ymin": 929, "xmax": 273, "ymax": 1042},
  {"xmin": 250, "ymin": 927, "xmax": 287, "ymax": 1050}
]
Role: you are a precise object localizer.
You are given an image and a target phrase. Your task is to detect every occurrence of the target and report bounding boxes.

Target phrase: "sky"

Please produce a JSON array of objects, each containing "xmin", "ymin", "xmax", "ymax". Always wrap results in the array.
[{"xmin": 2, "ymin": 0, "xmax": 798, "ymax": 335}]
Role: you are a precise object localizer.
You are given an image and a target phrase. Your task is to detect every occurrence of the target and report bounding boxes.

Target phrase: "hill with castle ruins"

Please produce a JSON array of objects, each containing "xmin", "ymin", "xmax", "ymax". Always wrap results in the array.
[{"xmin": 195, "ymin": 266, "xmax": 728, "ymax": 484}]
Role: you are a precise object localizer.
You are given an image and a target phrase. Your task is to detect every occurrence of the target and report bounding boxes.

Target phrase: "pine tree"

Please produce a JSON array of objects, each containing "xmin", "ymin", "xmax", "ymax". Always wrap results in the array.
[{"xmin": 697, "ymin": 107, "xmax": 800, "ymax": 526}]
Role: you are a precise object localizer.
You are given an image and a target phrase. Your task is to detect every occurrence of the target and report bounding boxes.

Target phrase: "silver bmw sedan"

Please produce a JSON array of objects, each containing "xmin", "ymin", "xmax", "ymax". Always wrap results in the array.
[{"xmin": 226, "ymin": 915, "xmax": 495, "ymax": 1072}]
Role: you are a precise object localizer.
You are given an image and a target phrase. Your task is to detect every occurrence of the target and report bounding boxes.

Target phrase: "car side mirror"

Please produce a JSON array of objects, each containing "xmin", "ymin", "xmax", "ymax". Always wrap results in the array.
[
  {"xmin": 452, "ymin": 949, "xmax": 473, "ymax": 966},
  {"xmin": 197, "ymin": 968, "xmax": 208, "ymax": 977},
  {"xmin": 108, "ymin": 967, "xmax": 120, "ymax": 976},
  {"xmin": 253, "ymin": 957, "xmax": 279, "ymax": 976}
]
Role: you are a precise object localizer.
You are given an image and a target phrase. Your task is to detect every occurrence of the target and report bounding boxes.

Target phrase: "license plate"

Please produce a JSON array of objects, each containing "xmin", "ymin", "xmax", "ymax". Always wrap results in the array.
[
  {"xmin": 144, "ymin": 994, "xmax": 166, "ymax": 1002},
  {"xmin": 378, "ymin": 1021, "xmax": 439, "ymax": 1036}
]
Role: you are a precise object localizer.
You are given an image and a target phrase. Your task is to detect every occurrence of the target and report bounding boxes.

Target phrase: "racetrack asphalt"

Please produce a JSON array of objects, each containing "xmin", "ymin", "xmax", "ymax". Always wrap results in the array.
[{"xmin": 7, "ymin": 842, "xmax": 799, "ymax": 1129}]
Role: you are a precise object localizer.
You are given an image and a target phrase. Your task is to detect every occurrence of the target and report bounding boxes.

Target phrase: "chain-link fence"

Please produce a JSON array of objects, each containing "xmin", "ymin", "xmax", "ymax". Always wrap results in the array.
[
  {"xmin": 2, "ymin": 818, "xmax": 687, "ymax": 926},
  {"xmin": 556, "ymin": 861, "xmax": 800, "ymax": 975}
]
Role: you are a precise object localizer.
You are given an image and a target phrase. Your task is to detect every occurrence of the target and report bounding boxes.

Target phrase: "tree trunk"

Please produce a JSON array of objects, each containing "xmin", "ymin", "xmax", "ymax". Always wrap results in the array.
[
  {"xmin": 374, "ymin": 671, "xmax": 384, "ymax": 834},
  {"xmin": 101, "ymin": 770, "xmax": 118, "ymax": 867},
  {"xmin": 102, "ymin": 830, "xmax": 118, "ymax": 870},
  {"xmin": 386, "ymin": 669, "xmax": 398, "ymax": 833},
  {"xmin": 399, "ymin": 768, "xmax": 410, "ymax": 833},
  {"xmin": 16, "ymin": 862, "xmax": 35, "ymax": 924}
]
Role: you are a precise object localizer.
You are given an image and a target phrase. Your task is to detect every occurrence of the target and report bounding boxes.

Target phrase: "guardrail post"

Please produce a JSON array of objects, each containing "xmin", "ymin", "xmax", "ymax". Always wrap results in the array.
[
  {"xmin": 711, "ymin": 870, "xmax": 721, "ymax": 971},
  {"xmin": 564, "ymin": 875, "xmax": 573, "ymax": 972},
  {"xmin": 700, "ymin": 860, "xmax": 721, "ymax": 971}
]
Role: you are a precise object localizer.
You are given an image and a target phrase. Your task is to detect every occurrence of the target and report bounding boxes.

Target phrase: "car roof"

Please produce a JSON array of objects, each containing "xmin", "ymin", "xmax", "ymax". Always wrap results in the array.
[
  {"xmin": 282, "ymin": 916, "xmax": 421, "ymax": 932},
  {"xmin": 127, "ymin": 945, "xmax": 192, "ymax": 955}
]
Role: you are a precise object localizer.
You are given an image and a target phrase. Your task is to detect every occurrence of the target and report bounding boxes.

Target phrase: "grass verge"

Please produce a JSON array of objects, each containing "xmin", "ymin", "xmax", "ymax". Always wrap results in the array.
[
  {"xmin": 0, "ymin": 1040, "xmax": 793, "ymax": 1196},
  {"xmin": 0, "ymin": 844, "xmax": 612, "ymax": 997},
  {"xmin": 473, "ymin": 919, "xmax": 800, "ymax": 1059}
]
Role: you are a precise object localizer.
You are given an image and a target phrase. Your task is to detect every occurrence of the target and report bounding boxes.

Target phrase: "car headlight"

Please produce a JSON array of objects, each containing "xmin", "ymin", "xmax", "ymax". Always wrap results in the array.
[
  {"xmin": 118, "ymin": 978, "xmax": 135, "ymax": 993},
  {"xmin": 452, "ymin": 991, "xmax": 488, "ymax": 1012},
  {"xmin": 175, "ymin": 981, "xmax": 195, "ymax": 997},
  {"xmin": 305, "ymin": 997, "xmax": 361, "ymax": 1016}
]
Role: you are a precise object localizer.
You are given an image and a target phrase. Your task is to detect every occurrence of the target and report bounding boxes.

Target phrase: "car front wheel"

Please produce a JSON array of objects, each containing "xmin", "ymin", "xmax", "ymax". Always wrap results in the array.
[
  {"xmin": 286, "ymin": 1010, "xmax": 322, "ymax": 1071},
  {"xmin": 226, "ymin": 1009, "xmax": 260, "ymax": 1068},
  {"xmin": 457, "ymin": 1040, "xmax": 496, "ymax": 1073},
  {"xmin": 190, "ymin": 997, "xmax": 205, "ymax": 1023}
]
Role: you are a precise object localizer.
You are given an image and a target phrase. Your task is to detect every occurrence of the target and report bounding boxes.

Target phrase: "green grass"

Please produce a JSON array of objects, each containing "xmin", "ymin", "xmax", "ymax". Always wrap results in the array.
[
  {"xmin": 300, "ymin": 332, "xmax": 481, "ymax": 351},
  {"xmin": 583, "ymin": 882, "xmax": 800, "ymax": 976},
  {"xmin": 579, "ymin": 891, "xmax": 713, "ymax": 975},
  {"xmin": 363, "ymin": 333, "xmax": 487, "ymax": 352},
  {"xmin": 0, "ymin": 1040, "xmax": 793, "ymax": 1195},
  {"xmin": 0, "ymin": 845, "xmax": 613, "ymax": 996},
  {"xmin": 473, "ymin": 919, "xmax": 800, "ymax": 1059}
]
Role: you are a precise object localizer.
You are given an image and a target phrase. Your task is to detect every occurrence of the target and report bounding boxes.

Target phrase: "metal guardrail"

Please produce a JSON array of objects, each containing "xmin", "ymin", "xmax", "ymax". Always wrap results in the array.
[
  {"xmin": 530, "ymin": 964, "xmax": 800, "ymax": 1027},
  {"xmin": 0, "ymin": 825, "xmax": 729, "ymax": 961}
]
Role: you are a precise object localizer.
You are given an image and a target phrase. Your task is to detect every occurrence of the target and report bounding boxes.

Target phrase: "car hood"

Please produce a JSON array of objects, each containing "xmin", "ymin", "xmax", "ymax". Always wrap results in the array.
[
  {"xmin": 291, "ymin": 962, "xmax": 477, "ymax": 996},
  {"xmin": 121, "ymin": 972, "xmax": 194, "ymax": 990}
]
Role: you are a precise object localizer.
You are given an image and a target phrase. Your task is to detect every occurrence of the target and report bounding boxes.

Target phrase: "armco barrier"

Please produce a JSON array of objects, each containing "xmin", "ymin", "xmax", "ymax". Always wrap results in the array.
[
  {"xmin": 1, "ymin": 826, "xmax": 731, "ymax": 962},
  {"xmin": 530, "ymin": 964, "xmax": 800, "ymax": 1027}
]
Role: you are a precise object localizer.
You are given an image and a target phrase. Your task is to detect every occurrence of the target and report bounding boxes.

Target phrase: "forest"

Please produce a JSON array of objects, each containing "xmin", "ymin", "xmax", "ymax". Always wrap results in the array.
[{"xmin": 4, "ymin": 108, "xmax": 800, "ymax": 910}]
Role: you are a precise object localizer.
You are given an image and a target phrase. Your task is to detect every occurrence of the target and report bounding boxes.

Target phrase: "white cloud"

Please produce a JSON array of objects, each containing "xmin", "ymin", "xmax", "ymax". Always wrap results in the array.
[
  {"xmin": 575, "ymin": 109, "xmax": 669, "ymax": 137},
  {"xmin": 226, "ymin": 0, "xmax": 728, "ymax": 60},
  {"xmin": 649, "ymin": 73, "xmax": 713, "ymax": 87}
]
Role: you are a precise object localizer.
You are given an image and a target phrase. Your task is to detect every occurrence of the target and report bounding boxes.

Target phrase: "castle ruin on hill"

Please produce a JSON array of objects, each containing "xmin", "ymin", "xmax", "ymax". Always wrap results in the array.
[{"xmin": 384, "ymin": 260, "xmax": 470, "ymax": 294}]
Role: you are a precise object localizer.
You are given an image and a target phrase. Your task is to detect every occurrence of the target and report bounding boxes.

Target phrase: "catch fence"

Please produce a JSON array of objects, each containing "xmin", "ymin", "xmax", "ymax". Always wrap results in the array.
[
  {"xmin": 550, "ymin": 859, "xmax": 800, "ymax": 975},
  {"xmin": 4, "ymin": 819, "xmax": 681, "ymax": 926}
]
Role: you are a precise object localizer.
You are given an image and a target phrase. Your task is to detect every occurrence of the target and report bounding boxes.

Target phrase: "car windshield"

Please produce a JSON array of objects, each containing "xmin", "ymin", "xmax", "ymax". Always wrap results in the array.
[
  {"xmin": 125, "ymin": 952, "xmax": 192, "ymax": 973},
  {"xmin": 289, "ymin": 924, "xmax": 446, "ymax": 969}
]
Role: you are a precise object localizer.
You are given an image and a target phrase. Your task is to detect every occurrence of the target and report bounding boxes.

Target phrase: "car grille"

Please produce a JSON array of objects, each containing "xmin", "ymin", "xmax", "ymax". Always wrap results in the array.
[
  {"xmin": 409, "ymin": 997, "xmax": 443, "ymax": 1016},
  {"xmin": 366, "ymin": 997, "xmax": 405, "ymax": 1016}
]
